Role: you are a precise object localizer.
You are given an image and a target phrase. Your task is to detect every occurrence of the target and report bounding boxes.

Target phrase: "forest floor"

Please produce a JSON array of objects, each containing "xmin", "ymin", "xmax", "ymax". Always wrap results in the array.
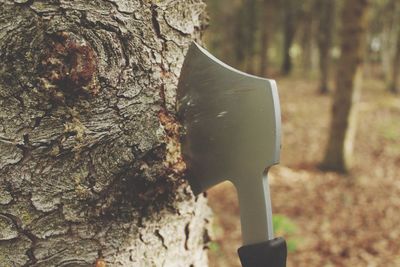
[{"xmin": 207, "ymin": 76, "xmax": 400, "ymax": 267}]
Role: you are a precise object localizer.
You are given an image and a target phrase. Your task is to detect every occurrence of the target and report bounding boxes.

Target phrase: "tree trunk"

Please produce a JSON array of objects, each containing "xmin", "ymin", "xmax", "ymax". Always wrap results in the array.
[
  {"xmin": 233, "ymin": 2, "xmax": 247, "ymax": 68},
  {"xmin": 0, "ymin": 1, "xmax": 211, "ymax": 266},
  {"xmin": 259, "ymin": 0, "xmax": 275, "ymax": 77},
  {"xmin": 387, "ymin": 22, "xmax": 400, "ymax": 94},
  {"xmin": 281, "ymin": 0, "xmax": 298, "ymax": 76},
  {"xmin": 204, "ymin": 0, "xmax": 239, "ymax": 67},
  {"xmin": 243, "ymin": 0, "xmax": 258, "ymax": 74},
  {"xmin": 321, "ymin": 0, "xmax": 369, "ymax": 173},
  {"xmin": 299, "ymin": 0, "xmax": 315, "ymax": 75},
  {"xmin": 380, "ymin": 0, "xmax": 399, "ymax": 87},
  {"xmin": 316, "ymin": 0, "xmax": 335, "ymax": 94}
]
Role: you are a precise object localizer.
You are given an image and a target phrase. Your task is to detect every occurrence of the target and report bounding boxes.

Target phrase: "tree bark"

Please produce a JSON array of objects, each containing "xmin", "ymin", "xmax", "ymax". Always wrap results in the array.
[
  {"xmin": 0, "ymin": 1, "xmax": 211, "ymax": 266},
  {"xmin": 316, "ymin": 0, "xmax": 335, "ymax": 94},
  {"xmin": 321, "ymin": 0, "xmax": 369, "ymax": 173}
]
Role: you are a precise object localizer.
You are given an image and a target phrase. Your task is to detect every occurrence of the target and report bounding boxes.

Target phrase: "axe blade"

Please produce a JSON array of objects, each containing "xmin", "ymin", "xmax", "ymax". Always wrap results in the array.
[{"xmin": 177, "ymin": 42, "xmax": 281, "ymax": 245}]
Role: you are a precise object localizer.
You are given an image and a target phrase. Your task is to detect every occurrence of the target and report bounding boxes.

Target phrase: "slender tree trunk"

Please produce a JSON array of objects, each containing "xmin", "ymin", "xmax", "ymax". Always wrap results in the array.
[
  {"xmin": 244, "ymin": 0, "xmax": 258, "ymax": 74},
  {"xmin": 321, "ymin": 0, "xmax": 369, "ymax": 173},
  {"xmin": 299, "ymin": 0, "xmax": 315, "ymax": 75},
  {"xmin": 0, "ymin": 1, "xmax": 211, "ymax": 266},
  {"xmin": 387, "ymin": 23, "xmax": 400, "ymax": 94},
  {"xmin": 380, "ymin": 0, "xmax": 399, "ymax": 86},
  {"xmin": 259, "ymin": 0, "xmax": 274, "ymax": 76},
  {"xmin": 281, "ymin": 0, "xmax": 297, "ymax": 76},
  {"xmin": 205, "ymin": 0, "xmax": 239, "ymax": 67},
  {"xmin": 316, "ymin": 0, "xmax": 335, "ymax": 94},
  {"xmin": 233, "ymin": 3, "xmax": 247, "ymax": 67}
]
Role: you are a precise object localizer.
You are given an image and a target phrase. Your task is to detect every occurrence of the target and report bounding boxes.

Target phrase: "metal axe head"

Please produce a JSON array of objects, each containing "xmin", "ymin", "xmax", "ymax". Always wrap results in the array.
[{"xmin": 177, "ymin": 42, "xmax": 281, "ymax": 244}]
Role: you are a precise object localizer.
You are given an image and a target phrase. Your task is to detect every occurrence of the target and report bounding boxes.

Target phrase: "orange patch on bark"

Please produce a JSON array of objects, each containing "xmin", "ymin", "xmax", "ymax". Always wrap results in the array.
[{"xmin": 158, "ymin": 110, "xmax": 186, "ymax": 174}]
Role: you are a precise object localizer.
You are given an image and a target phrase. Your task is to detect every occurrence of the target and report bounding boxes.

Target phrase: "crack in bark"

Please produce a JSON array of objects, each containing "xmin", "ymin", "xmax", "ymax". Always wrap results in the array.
[
  {"xmin": 151, "ymin": 4, "xmax": 164, "ymax": 42},
  {"xmin": 36, "ymin": 247, "xmax": 68, "ymax": 263},
  {"xmin": 138, "ymin": 233, "xmax": 147, "ymax": 244},
  {"xmin": 184, "ymin": 222, "xmax": 190, "ymax": 250},
  {"xmin": 154, "ymin": 229, "xmax": 168, "ymax": 249},
  {"xmin": 0, "ymin": 212, "xmax": 38, "ymax": 265}
]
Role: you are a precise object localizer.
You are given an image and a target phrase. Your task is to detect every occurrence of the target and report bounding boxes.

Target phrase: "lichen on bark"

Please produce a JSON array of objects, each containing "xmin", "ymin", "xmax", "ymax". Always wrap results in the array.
[{"xmin": 0, "ymin": 0, "xmax": 210, "ymax": 266}]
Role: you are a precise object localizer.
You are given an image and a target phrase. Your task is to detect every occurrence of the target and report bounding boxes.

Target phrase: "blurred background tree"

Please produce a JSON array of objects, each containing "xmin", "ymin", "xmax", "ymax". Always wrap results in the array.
[
  {"xmin": 204, "ymin": 0, "xmax": 400, "ymax": 87},
  {"xmin": 321, "ymin": 0, "xmax": 370, "ymax": 172},
  {"xmin": 316, "ymin": 0, "xmax": 336, "ymax": 94},
  {"xmin": 385, "ymin": 1, "xmax": 400, "ymax": 94}
]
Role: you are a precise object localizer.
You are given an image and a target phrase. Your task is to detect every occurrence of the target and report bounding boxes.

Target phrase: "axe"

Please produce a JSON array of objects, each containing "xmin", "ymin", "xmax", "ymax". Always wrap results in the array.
[{"xmin": 177, "ymin": 42, "xmax": 287, "ymax": 267}]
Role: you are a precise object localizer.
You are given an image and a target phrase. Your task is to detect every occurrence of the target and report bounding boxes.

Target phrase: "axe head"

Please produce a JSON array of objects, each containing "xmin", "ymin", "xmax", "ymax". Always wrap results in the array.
[{"xmin": 177, "ymin": 42, "xmax": 281, "ymax": 195}]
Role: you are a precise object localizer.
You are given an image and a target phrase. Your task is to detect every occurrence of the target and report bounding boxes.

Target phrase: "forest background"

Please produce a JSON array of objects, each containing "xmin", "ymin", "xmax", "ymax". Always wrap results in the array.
[{"xmin": 204, "ymin": 0, "xmax": 400, "ymax": 266}]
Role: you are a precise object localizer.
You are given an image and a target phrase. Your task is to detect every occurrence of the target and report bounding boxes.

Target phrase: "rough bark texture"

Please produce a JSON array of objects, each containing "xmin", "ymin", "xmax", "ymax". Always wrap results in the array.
[
  {"xmin": 0, "ymin": 1, "xmax": 211, "ymax": 266},
  {"xmin": 321, "ymin": 0, "xmax": 369, "ymax": 173}
]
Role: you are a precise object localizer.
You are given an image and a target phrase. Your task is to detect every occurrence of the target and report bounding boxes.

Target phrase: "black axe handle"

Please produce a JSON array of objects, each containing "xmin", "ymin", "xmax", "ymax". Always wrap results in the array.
[{"xmin": 238, "ymin": 237, "xmax": 287, "ymax": 267}]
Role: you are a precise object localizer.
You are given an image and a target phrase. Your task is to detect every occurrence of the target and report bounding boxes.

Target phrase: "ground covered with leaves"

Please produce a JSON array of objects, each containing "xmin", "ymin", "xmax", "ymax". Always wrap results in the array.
[{"xmin": 207, "ymin": 77, "xmax": 400, "ymax": 267}]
